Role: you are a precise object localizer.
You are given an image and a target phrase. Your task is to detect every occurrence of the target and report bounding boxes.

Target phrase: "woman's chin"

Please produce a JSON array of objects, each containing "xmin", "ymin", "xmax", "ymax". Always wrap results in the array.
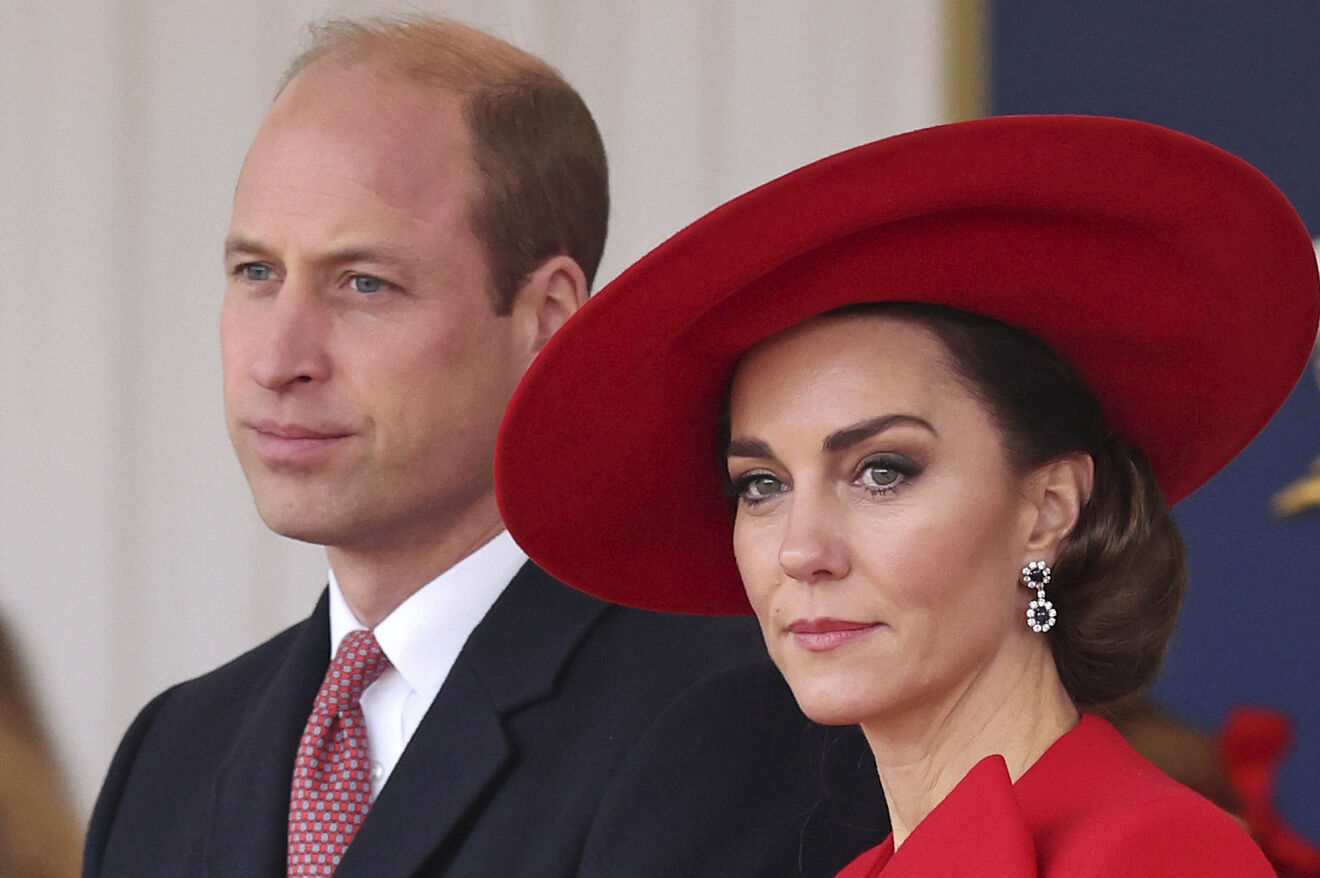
[{"xmin": 785, "ymin": 681, "xmax": 892, "ymax": 727}]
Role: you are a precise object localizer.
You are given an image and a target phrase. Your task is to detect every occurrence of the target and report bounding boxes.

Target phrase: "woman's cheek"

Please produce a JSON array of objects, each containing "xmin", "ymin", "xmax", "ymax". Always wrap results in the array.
[{"xmin": 734, "ymin": 529, "xmax": 778, "ymax": 630}]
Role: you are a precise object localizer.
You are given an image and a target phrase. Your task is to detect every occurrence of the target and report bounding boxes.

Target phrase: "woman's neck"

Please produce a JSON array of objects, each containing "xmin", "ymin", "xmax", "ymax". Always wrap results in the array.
[{"xmin": 862, "ymin": 645, "xmax": 1078, "ymax": 849}]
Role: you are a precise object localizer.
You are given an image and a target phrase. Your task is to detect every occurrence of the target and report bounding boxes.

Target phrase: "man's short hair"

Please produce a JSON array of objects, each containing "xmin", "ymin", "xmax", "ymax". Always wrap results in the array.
[{"xmin": 281, "ymin": 17, "xmax": 609, "ymax": 314}]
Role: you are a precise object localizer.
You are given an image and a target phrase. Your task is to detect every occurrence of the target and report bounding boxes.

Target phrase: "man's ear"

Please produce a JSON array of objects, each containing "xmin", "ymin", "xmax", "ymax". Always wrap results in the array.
[
  {"xmin": 510, "ymin": 255, "xmax": 589, "ymax": 355},
  {"xmin": 1023, "ymin": 453, "xmax": 1095, "ymax": 558}
]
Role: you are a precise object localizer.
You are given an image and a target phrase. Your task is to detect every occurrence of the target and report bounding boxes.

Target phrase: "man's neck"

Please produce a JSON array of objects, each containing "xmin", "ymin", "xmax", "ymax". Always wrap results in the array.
[{"xmin": 327, "ymin": 501, "xmax": 507, "ymax": 628}]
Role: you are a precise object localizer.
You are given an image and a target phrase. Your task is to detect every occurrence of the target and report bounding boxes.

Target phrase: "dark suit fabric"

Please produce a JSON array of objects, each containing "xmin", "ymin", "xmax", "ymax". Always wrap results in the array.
[{"xmin": 85, "ymin": 563, "xmax": 887, "ymax": 877}]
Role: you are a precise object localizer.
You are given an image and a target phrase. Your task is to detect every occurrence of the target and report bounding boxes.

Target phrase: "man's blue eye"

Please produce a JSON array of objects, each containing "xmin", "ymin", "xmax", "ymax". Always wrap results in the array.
[
  {"xmin": 242, "ymin": 264, "xmax": 273, "ymax": 281},
  {"xmin": 351, "ymin": 275, "xmax": 384, "ymax": 294}
]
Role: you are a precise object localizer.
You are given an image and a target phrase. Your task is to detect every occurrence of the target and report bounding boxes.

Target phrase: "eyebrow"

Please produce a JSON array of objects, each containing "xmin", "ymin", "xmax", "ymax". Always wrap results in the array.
[
  {"xmin": 725, "ymin": 438, "xmax": 773, "ymax": 459},
  {"xmin": 223, "ymin": 236, "xmax": 267, "ymax": 260},
  {"xmin": 319, "ymin": 245, "xmax": 413, "ymax": 266},
  {"xmin": 222, "ymin": 236, "xmax": 414, "ymax": 268},
  {"xmin": 725, "ymin": 413, "xmax": 936, "ymax": 460},
  {"xmin": 823, "ymin": 414, "xmax": 936, "ymax": 452}
]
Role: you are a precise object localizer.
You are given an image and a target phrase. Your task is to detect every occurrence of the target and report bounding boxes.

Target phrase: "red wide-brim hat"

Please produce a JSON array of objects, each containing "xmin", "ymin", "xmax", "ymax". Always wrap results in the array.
[{"xmin": 495, "ymin": 114, "xmax": 1320, "ymax": 615}]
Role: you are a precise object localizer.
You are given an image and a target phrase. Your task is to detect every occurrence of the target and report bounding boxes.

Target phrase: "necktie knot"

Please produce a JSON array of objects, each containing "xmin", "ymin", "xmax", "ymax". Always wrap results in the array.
[{"xmin": 316, "ymin": 629, "xmax": 390, "ymax": 716}]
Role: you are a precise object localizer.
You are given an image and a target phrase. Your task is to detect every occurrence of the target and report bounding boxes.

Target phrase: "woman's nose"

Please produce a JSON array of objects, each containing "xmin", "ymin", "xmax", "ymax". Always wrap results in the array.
[{"xmin": 777, "ymin": 490, "xmax": 851, "ymax": 584}]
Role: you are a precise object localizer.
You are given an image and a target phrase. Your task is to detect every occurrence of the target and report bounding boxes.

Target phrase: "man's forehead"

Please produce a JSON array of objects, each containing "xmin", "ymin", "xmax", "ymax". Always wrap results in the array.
[
  {"xmin": 277, "ymin": 58, "xmax": 450, "ymax": 120},
  {"xmin": 235, "ymin": 68, "xmax": 475, "ymax": 227},
  {"xmin": 259, "ymin": 61, "xmax": 467, "ymax": 159}
]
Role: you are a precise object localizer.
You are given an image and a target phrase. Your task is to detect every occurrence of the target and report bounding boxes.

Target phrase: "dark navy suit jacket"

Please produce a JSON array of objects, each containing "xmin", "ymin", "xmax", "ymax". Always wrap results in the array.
[{"xmin": 83, "ymin": 563, "xmax": 887, "ymax": 877}]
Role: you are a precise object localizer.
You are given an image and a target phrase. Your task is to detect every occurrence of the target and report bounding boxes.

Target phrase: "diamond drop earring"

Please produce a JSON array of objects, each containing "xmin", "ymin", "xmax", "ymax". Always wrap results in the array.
[{"xmin": 1022, "ymin": 560, "xmax": 1057, "ymax": 633}]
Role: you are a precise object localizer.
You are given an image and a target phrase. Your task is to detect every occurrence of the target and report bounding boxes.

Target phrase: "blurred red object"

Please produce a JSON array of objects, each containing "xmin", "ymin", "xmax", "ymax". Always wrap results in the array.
[{"xmin": 1220, "ymin": 707, "xmax": 1320, "ymax": 877}]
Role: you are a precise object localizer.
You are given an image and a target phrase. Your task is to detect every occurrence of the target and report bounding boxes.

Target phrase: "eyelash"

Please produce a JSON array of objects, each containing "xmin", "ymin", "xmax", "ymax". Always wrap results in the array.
[
  {"xmin": 347, "ymin": 273, "xmax": 390, "ymax": 294},
  {"xmin": 232, "ymin": 262, "xmax": 274, "ymax": 282},
  {"xmin": 727, "ymin": 470, "xmax": 785, "ymax": 507},
  {"xmin": 853, "ymin": 453, "xmax": 922, "ymax": 496}
]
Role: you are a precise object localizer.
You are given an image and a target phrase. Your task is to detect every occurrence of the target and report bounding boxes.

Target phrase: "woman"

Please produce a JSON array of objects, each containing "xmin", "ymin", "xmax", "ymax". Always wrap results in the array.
[{"xmin": 494, "ymin": 115, "xmax": 1320, "ymax": 875}]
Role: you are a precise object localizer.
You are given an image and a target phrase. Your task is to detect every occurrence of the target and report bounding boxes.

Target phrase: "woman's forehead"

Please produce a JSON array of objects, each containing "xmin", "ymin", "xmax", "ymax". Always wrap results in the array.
[
  {"xmin": 733, "ymin": 313, "xmax": 951, "ymax": 391},
  {"xmin": 727, "ymin": 313, "xmax": 985, "ymax": 432}
]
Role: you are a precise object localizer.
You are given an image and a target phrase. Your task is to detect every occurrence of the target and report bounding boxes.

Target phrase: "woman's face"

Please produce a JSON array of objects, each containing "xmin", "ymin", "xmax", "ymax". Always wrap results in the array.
[{"xmin": 727, "ymin": 314, "xmax": 1045, "ymax": 728}]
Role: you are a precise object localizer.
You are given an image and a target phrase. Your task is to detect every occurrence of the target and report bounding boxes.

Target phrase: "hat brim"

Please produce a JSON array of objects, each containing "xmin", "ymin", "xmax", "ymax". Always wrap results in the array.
[{"xmin": 495, "ymin": 114, "xmax": 1320, "ymax": 615}]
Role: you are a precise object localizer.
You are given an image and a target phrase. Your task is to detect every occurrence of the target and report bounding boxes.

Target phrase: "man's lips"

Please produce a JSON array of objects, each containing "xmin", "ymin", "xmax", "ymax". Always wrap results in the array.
[
  {"xmin": 786, "ymin": 618, "xmax": 882, "ymax": 652},
  {"xmin": 248, "ymin": 420, "xmax": 352, "ymax": 463}
]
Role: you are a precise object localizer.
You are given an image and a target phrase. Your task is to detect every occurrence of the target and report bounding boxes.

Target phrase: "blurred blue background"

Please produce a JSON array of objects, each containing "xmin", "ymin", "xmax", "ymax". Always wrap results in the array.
[{"xmin": 993, "ymin": 0, "xmax": 1320, "ymax": 837}]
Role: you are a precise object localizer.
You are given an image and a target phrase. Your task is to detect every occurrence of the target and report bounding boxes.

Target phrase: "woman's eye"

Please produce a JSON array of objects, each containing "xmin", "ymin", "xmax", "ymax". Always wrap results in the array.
[
  {"xmin": 240, "ymin": 263, "xmax": 274, "ymax": 282},
  {"xmin": 860, "ymin": 465, "xmax": 901, "ymax": 490},
  {"xmin": 350, "ymin": 274, "xmax": 385, "ymax": 294},
  {"xmin": 734, "ymin": 473, "xmax": 786, "ymax": 505},
  {"xmin": 856, "ymin": 455, "xmax": 918, "ymax": 494}
]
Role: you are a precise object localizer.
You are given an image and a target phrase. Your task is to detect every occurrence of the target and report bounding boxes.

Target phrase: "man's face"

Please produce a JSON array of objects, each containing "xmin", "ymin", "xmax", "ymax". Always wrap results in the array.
[{"xmin": 221, "ymin": 63, "xmax": 529, "ymax": 555}]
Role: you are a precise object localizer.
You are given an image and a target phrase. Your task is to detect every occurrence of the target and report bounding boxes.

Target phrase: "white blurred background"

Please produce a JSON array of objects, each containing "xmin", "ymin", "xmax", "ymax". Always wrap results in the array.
[{"xmin": 0, "ymin": 0, "xmax": 959, "ymax": 813}]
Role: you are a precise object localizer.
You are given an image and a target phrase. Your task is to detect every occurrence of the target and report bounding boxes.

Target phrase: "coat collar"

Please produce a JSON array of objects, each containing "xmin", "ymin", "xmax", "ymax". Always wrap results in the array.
[
  {"xmin": 839, "ymin": 716, "xmax": 1153, "ymax": 877},
  {"xmin": 338, "ymin": 563, "xmax": 607, "ymax": 877},
  {"xmin": 876, "ymin": 755, "xmax": 1036, "ymax": 876},
  {"xmin": 205, "ymin": 564, "xmax": 607, "ymax": 878}
]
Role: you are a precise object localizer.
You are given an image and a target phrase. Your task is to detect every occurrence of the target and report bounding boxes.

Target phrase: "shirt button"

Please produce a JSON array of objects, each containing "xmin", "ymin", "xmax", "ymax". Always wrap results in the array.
[{"xmin": 370, "ymin": 761, "xmax": 383, "ymax": 781}]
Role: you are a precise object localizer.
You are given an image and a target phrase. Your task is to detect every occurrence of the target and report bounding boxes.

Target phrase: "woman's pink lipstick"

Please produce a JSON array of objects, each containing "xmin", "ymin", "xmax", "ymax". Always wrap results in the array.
[{"xmin": 787, "ymin": 618, "xmax": 880, "ymax": 652}]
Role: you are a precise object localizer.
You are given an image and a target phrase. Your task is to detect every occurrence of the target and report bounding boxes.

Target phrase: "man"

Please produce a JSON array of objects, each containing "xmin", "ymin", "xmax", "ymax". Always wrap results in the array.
[{"xmin": 83, "ymin": 17, "xmax": 885, "ymax": 878}]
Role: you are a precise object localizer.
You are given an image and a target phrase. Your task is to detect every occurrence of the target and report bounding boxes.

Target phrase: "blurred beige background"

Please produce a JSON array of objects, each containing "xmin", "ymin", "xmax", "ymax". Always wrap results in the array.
[{"xmin": 0, "ymin": 0, "xmax": 958, "ymax": 813}]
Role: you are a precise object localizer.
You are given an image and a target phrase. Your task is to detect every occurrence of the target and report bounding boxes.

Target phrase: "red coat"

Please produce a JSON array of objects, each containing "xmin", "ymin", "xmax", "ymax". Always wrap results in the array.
[{"xmin": 836, "ymin": 714, "xmax": 1271, "ymax": 877}]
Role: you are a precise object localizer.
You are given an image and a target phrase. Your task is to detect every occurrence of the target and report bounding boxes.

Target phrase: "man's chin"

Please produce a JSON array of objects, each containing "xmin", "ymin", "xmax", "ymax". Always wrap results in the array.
[{"xmin": 253, "ymin": 506, "xmax": 348, "ymax": 548}]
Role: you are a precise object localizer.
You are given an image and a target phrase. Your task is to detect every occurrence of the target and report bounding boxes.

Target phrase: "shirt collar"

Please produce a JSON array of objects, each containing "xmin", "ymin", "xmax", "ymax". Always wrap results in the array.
[{"xmin": 327, "ymin": 530, "xmax": 528, "ymax": 697}]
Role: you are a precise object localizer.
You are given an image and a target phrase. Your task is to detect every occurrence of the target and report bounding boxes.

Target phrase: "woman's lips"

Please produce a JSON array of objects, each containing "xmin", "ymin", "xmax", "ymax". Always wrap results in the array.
[
  {"xmin": 786, "ymin": 618, "xmax": 881, "ymax": 652},
  {"xmin": 250, "ymin": 421, "xmax": 351, "ymax": 464}
]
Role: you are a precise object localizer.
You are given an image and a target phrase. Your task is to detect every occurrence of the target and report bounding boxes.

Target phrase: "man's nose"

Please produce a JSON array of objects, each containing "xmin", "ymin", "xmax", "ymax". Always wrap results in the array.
[{"xmin": 248, "ymin": 279, "xmax": 332, "ymax": 391}]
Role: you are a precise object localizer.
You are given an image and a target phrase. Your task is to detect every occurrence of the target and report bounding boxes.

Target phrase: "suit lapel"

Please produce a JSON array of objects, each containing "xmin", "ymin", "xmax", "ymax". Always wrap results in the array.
[
  {"xmin": 337, "ymin": 563, "xmax": 608, "ymax": 878},
  {"xmin": 205, "ymin": 591, "xmax": 331, "ymax": 878}
]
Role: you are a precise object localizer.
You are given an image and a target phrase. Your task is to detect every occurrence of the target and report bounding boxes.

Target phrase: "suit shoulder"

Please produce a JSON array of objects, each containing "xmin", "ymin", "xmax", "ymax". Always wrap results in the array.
[
  {"xmin": 85, "ymin": 613, "xmax": 318, "ymax": 876},
  {"xmin": 104, "ymin": 610, "xmax": 317, "ymax": 763},
  {"xmin": 579, "ymin": 636, "xmax": 889, "ymax": 877},
  {"xmin": 596, "ymin": 604, "xmax": 766, "ymax": 670},
  {"xmin": 157, "ymin": 615, "xmax": 311, "ymax": 706}
]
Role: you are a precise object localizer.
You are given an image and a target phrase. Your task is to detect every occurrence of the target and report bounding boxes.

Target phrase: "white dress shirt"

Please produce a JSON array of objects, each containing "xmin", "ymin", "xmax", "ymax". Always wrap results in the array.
[{"xmin": 327, "ymin": 529, "xmax": 528, "ymax": 800}]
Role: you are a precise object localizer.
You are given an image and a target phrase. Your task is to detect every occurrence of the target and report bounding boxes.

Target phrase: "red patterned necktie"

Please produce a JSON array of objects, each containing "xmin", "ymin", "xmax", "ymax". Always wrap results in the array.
[{"xmin": 287, "ymin": 629, "xmax": 391, "ymax": 876}]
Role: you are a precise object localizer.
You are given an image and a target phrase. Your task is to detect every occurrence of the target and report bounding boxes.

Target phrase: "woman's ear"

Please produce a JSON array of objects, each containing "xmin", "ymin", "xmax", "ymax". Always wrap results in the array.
[{"xmin": 1024, "ymin": 453, "xmax": 1095, "ymax": 558}]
